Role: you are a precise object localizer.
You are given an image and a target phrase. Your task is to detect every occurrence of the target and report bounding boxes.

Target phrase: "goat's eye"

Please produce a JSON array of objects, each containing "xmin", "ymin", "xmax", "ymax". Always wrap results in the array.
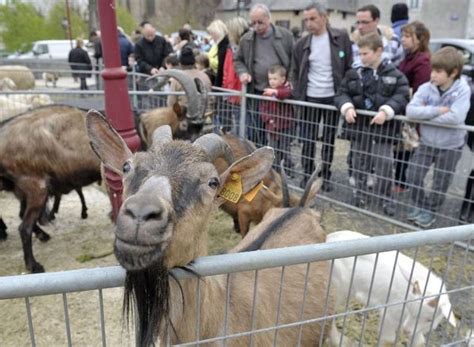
[
  {"xmin": 208, "ymin": 177, "xmax": 219, "ymax": 190},
  {"xmin": 123, "ymin": 162, "xmax": 131, "ymax": 174}
]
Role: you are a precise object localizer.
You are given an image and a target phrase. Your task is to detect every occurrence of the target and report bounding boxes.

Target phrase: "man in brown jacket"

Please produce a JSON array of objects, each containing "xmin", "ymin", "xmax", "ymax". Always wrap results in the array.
[{"xmin": 290, "ymin": 2, "xmax": 352, "ymax": 190}]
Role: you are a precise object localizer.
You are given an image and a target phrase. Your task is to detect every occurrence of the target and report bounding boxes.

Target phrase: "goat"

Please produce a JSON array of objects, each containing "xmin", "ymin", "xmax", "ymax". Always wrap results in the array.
[
  {"xmin": 42, "ymin": 72, "xmax": 59, "ymax": 88},
  {"xmin": 138, "ymin": 102, "xmax": 204, "ymax": 144},
  {"xmin": 326, "ymin": 230, "xmax": 457, "ymax": 346},
  {"xmin": 0, "ymin": 105, "xmax": 102, "ymax": 272},
  {"xmin": 0, "ymin": 93, "xmax": 53, "ymax": 122},
  {"xmin": 86, "ymin": 110, "xmax": 335, "ymax": 346},
  {"xmin": 137, "ymin": 69, "xmax": 209, "ymax": 143},
  {"xmin": 214, "ymin": 134, "xmax": 299, "ymax": 237}
]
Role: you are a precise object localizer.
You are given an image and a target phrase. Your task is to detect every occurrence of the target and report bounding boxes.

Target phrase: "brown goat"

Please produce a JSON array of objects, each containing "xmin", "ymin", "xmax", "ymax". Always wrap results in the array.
[
  {"xmin": 214, "ymin": 134, "xmax": 299, "ymax": 237},
  {"xmin": 86, "ymin": 111, "xmax": 334, "ymax": 346},
  {"xmin": 138, "ymin": 102, "xmax": 204, "ymax": 144},
  {"xmin": 0, "ymin": 105, "xmax": 102, "ymax": 272}
]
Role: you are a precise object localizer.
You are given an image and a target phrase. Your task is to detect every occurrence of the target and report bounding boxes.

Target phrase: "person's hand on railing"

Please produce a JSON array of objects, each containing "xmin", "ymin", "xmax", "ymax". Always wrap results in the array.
[
  {"xmin": 345, "ymin": 108, "xmax": 357, "ymax": 123},
  {"xmin": 263, "ymin": 88, "xmax": 277, "ymax": 97},
  {"xmin": 150, "ymin": 68, "xmax": 159, "ymax": 75},
  {"xmin": 371, "ymin": 111, "xmax": 388, "ymax": 125},
  {"xmin": 239, "ymin": 73, "xmax": 252, "ymax": 84}
]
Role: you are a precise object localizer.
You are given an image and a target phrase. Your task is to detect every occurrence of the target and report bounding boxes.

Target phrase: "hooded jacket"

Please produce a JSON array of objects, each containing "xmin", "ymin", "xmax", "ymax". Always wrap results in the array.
[{"xmin": 406, "ymin": 78, "xmax": 470, "ymax": 149}]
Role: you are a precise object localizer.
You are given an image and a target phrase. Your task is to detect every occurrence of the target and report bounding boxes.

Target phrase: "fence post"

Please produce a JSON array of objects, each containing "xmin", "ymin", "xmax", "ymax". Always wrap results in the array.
[
  {"xmin": 132, "ymin": 65, "xmax": 138, "ymax": 110},
  {"xmin": 239, "ymin": 84, "xmax": 247, "ymax": 138}
]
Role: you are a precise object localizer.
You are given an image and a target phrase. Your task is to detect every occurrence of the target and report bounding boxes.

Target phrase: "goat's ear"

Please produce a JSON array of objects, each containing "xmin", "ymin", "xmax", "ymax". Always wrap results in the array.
[
  {"xmin": 173, "ymin": 102, "xmax": 184, "ymax": 119},
  {"xmin": 86, "ymin": 110, "xmax": 133, "ymax": 175},
  {"xmin": 219, "ymin": 147, "xmax": 274, "ymax": 195}
]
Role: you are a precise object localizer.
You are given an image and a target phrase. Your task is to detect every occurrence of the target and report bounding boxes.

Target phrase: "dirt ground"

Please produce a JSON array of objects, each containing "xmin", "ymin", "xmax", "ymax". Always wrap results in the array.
[{"xmin": 0, "ymin": 185, "xmax": 472, "ymax": 346}]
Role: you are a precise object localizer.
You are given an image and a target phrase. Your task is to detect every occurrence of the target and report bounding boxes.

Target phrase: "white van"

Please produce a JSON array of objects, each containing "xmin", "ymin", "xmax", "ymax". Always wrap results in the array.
[{"xmin": 17, "ymin": 40, "xmax": 88, "ymax": 60}]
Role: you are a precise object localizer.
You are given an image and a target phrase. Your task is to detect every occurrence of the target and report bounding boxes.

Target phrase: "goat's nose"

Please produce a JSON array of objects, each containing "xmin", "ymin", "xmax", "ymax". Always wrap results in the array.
[{"xmin": 124, "ymin": 200, "xmax": 165, "ymax": 223}]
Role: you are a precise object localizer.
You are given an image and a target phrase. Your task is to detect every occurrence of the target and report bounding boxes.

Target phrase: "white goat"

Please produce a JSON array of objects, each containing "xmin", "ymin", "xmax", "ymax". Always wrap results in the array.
[
  {"xmin": 327, "ymin": 230, "xmax": 457, "ymax": 346},
  {"xmin": 0, "ymin": 94, "xmax": 53, "ymax": 122}
]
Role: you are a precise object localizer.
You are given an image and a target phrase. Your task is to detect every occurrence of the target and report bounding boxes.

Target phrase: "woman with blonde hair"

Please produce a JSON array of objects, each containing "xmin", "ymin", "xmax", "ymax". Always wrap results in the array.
[
  {"xmin": 222, "ymin": 17, "xmax": 249, "ymax": 103},
  {"xmin": 206, "ymin": 19, "xmax": 229, "ymax": 87}
]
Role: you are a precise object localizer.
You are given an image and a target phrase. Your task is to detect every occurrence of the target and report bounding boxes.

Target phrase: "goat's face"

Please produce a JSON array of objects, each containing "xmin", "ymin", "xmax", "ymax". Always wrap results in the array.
[
  {"xmin": 114, "ymin": 145, "xmax": 219, "ymax": 270},
  {"xmin": 86, "ymin": 111, "xmax": 273, "ymax": 271}
]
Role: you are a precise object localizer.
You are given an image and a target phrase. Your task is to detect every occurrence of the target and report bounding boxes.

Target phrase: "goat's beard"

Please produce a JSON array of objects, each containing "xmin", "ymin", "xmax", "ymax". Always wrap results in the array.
[{"xmin": 123, "ymin": 258, "xmax": 170, "ymax": 347}]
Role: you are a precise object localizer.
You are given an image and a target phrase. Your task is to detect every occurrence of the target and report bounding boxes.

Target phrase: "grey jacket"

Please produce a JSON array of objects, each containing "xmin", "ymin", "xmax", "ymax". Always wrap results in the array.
[
  {"xmin": 290, "ymin": 27, "xmax": 353, "ymax": 100},
  {"xmin": 234, "ymin": 24, "xmax": 293, "ymax": 93},
  {"xmin": 406, "ymin": 78, "xmax": 471, "ymax": 149}
]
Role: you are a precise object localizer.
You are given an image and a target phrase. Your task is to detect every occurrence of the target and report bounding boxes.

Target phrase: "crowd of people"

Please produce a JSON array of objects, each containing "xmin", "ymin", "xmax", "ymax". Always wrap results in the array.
[{"xmin": 84, "ymin": 2, "xmax": 473, "ymax": 226}]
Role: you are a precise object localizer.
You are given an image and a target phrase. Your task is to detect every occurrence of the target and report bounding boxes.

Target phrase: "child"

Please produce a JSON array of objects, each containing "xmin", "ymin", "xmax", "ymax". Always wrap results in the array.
[
  {"xmin": 195, "ymin": 53, "xmax": 215, "ymax": 85},
  {"xmin": 164, "ymin": 53, "xmax": 179, "ymax": 70},
  {"xmin": 405, "ymin": 47, "xmax": 471, "ymax": 227},
  {"xmin": 335, "ymin": 32, "xmax": 409, "ymax": 216},
  {"xmin": 259, "ymin": 65, "xmax": 294, "ymax": 173}
]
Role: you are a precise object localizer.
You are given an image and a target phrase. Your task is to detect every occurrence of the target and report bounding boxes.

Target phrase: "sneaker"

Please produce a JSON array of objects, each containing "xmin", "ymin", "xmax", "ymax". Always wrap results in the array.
[
  {"xmin": 407, "ymin": 207, "xmax": 421, "ymax": 221},
  {"xmin": 415, "ymin": 211, "xmax": 436, "ymax": 228},
  {"xmin": 367, "ymin": 174, "xmax": 375, "ymax": 189},
  {"xmin": 383, "ymin": 201, "xmax": 396, "ymax": 216},
  {"xmin": 349, "ymin": 176, "xmax": 356, "ymax": 187}
]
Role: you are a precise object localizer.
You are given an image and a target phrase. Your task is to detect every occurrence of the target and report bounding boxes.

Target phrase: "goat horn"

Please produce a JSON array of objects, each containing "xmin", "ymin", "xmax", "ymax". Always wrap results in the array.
[
  {"xmin": 157, "ymin": 69, "xmax": 207, "ymax": 120},
  {"xmin": 193, "ymin": 133, "xmax": 234, "ymax": 164},
  {"xmin": 299, "ymin": 164, "xmax": 320, "ymax": 207},
  {"xmin": 150, "ymin": 125, "xmax": 173, "ymax": 148},
  {"xmin": 279, "ymin": 160, "xmax": 290, "ymax": 208}
]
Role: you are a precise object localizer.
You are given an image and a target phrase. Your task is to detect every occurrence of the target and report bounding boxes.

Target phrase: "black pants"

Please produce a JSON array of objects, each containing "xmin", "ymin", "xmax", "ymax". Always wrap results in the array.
[
  {"xmin": 246, "ymin": 90, "xmax": 265, "ymax": 146},
  {"xmin": 394, "ymin": 149, "xmax": 412, "ymax": 188},
  {"xmin": 79, "ymin": 77, "xmax": 88, "ymax": 90},
  {"xmin": 299, "ymin": 96, "xmax": 338, "ymax": 179}
]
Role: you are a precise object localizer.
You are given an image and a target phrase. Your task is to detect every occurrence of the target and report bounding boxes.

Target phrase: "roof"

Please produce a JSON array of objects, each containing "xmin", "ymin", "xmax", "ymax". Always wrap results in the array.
[{"xmin": 219, "ymin": 0, "xmax": 317, "ymax": 11}]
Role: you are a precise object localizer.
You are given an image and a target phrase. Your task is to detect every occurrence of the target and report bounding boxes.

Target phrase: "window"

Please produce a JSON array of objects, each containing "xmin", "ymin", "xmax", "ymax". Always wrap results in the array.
[
  {"xmin": 409, "ymin": 0, "xmax": 422, "ymax": 9},
  {"xmin": 33, "ymin": 44, "xmax": 48, "ymax": 55},
  {"xmin": 275, "ymin": 20, "xmax": 290, "ymax": 29}
]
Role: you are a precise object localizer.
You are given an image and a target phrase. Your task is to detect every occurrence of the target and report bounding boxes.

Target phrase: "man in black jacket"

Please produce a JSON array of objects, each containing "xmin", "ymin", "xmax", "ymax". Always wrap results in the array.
[
  {"xmin": 135, "ymin": 23, "xmax": 172, "ymax": 75},
  {"xmin": 291, "ymin": 2, "xmax": 352, "ymax": 190}
]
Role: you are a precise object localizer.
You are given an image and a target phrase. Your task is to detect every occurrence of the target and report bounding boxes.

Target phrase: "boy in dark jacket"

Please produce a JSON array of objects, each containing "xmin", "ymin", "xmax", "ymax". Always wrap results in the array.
[
  {"xmin": 335, "ymin": 32, "xmax": 409, "ymax": 215},
  {"xmin": 260, "ymin": 65, "xmax": 294, "ymax": 172}
]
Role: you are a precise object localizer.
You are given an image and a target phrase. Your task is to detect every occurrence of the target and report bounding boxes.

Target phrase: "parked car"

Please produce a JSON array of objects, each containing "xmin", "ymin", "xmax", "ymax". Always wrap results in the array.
[
  {"xmin": 429, "ymin": 39, "xmax": 474, "ymax": 78},
  {"xmin": 7, "ymin": 40, "xmax": 89, "ymax": 60}
]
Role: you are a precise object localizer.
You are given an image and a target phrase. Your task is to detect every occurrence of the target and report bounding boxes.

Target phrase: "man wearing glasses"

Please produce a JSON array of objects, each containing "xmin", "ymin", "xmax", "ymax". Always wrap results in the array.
[
  {"xmin": 351, "ymin": 4, "xmax": 403, "ymax": 68},
  {"xmin": 234, "ymin": 3, "xmax": 294, "ymax": 145},
  {"xmin": 291, "ymin": 2, "xmax": 352, "ymax": 190}
]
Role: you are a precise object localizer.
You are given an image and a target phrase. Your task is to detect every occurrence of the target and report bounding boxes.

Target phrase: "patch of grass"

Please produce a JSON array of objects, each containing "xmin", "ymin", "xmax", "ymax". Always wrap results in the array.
[
  {"xmin": 76, "ymin": 249, "xmax": 113, "ymax": 263},
  {"xmin": 207, "ymin": 209, "xmax": 241, "ymax": 255}
]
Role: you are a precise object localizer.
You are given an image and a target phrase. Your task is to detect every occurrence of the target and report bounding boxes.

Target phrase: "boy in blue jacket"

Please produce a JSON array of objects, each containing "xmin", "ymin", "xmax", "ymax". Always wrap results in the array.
[{"xmin": 406, "ymin": 47, "xmax": 471, "ymax": 227}]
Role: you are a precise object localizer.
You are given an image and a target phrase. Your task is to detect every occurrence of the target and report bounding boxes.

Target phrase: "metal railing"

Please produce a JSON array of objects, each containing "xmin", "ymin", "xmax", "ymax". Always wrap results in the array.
[
  {"xmin": 1, "ymin": 80, "xmax": 472, "ymax": 231},
  {"xmin": 0, "ymin": 225, "xmax": 472, "ymax": 346}
]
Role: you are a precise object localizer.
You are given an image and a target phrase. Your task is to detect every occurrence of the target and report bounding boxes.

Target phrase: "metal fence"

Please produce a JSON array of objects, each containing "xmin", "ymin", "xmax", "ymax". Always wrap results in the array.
[
  {"xmin": 0, "ymin": 73, "xmax": 472, "ymax": 231},
  {"xmin": 0, "ymin": 67, "xmax": 473, "ymax": 346},
  {"xmin": 0, "ymin": 225, "xmax": 472, "ymax": 346}
]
